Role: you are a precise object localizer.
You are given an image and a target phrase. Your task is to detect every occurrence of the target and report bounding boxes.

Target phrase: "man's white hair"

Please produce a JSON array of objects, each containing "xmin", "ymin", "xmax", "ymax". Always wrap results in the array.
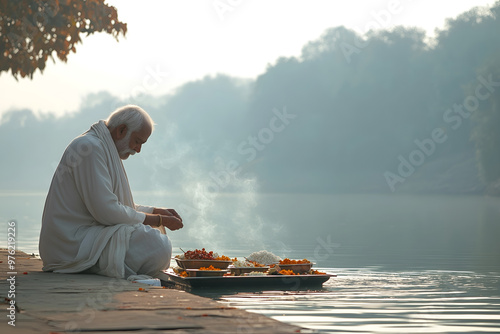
[{"xmin": 106, "ymin": 105, "xmax": 155, "ymax": 133}]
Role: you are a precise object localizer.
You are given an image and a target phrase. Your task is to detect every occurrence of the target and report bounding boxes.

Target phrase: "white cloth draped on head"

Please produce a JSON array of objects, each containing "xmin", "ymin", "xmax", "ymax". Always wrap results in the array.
[{"xmin": 39, "ymin": 120, "xmax": 171, "ymax": 279}]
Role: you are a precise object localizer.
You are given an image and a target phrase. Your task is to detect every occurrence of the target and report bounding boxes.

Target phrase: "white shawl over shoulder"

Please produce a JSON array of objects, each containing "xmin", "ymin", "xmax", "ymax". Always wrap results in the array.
[{"xmin": 40, "ymin": 120, "xmax": 153, "ymax": 278}]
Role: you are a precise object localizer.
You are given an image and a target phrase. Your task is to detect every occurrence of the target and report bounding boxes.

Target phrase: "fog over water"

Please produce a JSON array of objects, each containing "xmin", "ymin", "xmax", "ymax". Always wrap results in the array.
[{"xmin": 2, "ymin": 192, "xmax": 499, "ymax": 274}]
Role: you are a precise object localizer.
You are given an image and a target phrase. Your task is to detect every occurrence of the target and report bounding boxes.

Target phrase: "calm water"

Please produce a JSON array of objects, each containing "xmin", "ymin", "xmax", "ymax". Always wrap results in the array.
[
  {"xmin": 207, "ymin": 267, "xmax": 500, "ymax": 334},
  {"xmin": 187, "ymin": 244, "xmax": 500, "ymax": 334},
  {"xmin": 1, "ymin": 192, "xmax": 500, "ymax": 333}
]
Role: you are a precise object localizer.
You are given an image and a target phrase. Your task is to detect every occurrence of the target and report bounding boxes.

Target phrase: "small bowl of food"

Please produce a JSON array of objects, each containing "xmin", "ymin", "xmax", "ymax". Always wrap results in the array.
[
  {"xmin": 230, "ymin": 266, "xmax": 269, "ymax": 276},
  {"xmin": 175, "ymin": 248, "xmax": 233, "ymax": 269},
  {"xmin": 185, "ymin": 265, "xmax": 228, "ymax": 277},
  {"xmin": 175, "ymin": 259, "xmax": 232, "ymax": 270},
  {"xmin": 275, "ymin": 258, "xmax": 313, "ymax": 273}
]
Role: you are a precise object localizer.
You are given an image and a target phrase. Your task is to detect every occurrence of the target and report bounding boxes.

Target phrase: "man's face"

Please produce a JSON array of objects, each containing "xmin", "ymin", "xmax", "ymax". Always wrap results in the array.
[{"xmin": 116, "ymin": 124, "xmax": 152, "ymax": 160}]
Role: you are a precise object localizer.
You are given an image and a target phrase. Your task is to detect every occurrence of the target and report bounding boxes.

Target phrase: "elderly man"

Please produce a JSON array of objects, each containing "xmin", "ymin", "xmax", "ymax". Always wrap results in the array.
[{"xmin": 39, "ymin": 105, "xmax": 183, "ymax": 279}]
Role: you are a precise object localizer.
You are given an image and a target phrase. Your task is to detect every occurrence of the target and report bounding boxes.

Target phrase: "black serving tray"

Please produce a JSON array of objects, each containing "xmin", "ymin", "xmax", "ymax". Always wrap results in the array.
[{"xmin": 158, "ymin": 271, "xmax": 335, "ymax": 290}]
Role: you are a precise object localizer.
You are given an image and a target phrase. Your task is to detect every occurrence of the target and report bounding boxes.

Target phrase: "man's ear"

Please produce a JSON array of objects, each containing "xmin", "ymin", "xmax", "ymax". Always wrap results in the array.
[{"xmin": 116, "ymin": 124, "xmax": 128, "ymax": 140}]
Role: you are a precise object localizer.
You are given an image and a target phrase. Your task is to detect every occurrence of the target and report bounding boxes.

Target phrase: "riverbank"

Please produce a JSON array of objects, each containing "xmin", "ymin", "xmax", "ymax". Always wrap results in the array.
[{"xmin": 0, "ymin": 249, "xmax": 303, "ymax": 333}]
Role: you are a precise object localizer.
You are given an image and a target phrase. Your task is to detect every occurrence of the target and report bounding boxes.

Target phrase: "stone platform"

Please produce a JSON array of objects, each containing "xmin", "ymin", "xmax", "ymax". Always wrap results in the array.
[{"xmin": 0, "ymin": 249, "xmax": 304, "ymax": 333}]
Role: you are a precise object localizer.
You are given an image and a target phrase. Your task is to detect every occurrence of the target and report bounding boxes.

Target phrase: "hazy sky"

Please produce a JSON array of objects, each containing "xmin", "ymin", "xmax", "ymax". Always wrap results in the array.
[{"xmin": 0, "ymin": 0, "xmax": 495, "ymax": 118}]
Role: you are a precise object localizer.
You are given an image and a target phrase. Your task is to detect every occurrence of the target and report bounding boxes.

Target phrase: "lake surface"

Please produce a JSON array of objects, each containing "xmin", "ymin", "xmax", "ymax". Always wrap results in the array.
[
  {"xmin": 1, "ymin": 192, "xmax": 499, "ymax": 333},
  {"xmin": 201, "ymin": 267, "xmax": 500, "ymax": 334}
]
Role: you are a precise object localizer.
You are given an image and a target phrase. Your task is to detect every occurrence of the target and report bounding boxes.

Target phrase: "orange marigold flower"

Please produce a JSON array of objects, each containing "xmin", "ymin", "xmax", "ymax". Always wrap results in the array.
[
  {"xmin": 311, "ymin": 270, "xmax": 326, "ymax": 275},
  {"xmin": 279, "ymin": 258, "xmax": 310, "ymax": 264},
  {"xmin": 248, "ymin": 260, "xmax": 266, "ymax": 267},
  {"xmin": 279, "ymin": 269, "xmax": 297, "ymax": 275},
  {"xmin": 199, "ymin": 265, "xmax": 220, "ymax": 271}
]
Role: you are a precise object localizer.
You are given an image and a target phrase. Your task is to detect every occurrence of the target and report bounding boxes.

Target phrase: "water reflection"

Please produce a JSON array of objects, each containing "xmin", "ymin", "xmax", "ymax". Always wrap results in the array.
[{"xmin": 210, "ymin": 269, "xmax": 500, "ymax": 333}]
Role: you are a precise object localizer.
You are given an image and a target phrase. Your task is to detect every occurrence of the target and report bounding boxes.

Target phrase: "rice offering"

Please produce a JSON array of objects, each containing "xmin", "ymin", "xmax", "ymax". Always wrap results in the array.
[
  {"xmin": 232, "ymin": 259, "xmax": 254, "ymax": 267},
  {"xmin": 247, "ymin": 271, "xmax": 267, "ymax": 276},
  {"xmin": 247, "ymin": 250, "xmax": 282, "ymax": 265}
]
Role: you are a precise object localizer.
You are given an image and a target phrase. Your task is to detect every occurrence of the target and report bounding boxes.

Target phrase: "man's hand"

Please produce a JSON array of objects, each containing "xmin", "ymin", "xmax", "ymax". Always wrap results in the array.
[
  {"xmin": 160, "ymin": 215, "xmax": 183, "ymax": 231},
  {"xmin": 154, "ymin": 208, "xmax": 182, "ymax": 221},
  {"xmin": 153, "ymin": 208, "xmax": 183, "ymax": 231}
]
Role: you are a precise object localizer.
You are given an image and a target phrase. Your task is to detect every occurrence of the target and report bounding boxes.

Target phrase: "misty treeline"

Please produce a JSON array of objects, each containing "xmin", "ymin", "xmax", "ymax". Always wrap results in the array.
[{"xmin": 1, "ymin": 2, "xmax": 499, "ymax": 195}]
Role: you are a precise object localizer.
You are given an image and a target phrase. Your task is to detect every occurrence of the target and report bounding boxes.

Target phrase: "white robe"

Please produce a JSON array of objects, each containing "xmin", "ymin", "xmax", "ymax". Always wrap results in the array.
[{"xmin": 39, "ymin": 120, "xmax": 171, "ymax": 279}]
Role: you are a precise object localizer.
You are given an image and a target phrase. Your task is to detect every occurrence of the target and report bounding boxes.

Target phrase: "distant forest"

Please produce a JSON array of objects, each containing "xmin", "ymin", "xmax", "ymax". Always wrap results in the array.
[{"xmin": 1, "ymin": 2, "xmax": 500, "ymax": 195}]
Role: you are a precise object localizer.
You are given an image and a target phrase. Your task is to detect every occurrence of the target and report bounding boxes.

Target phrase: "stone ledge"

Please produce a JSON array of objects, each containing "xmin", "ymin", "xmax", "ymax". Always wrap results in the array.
[{"xmin": 0, "ymin": 249, "xmax": 303, "ymax": 333}]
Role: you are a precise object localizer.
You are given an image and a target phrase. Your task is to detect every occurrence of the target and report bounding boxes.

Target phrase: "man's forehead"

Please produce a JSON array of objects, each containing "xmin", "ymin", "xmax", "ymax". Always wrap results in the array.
[{"xmin": 135, "ymin": 124, "xmax": 152, "ymax": 141}]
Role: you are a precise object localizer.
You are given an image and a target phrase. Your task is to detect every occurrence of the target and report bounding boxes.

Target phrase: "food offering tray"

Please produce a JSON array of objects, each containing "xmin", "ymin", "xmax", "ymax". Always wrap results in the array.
[{"xmin": 159, "ymin": 271, "xmax": 335, "ymax": 290}]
